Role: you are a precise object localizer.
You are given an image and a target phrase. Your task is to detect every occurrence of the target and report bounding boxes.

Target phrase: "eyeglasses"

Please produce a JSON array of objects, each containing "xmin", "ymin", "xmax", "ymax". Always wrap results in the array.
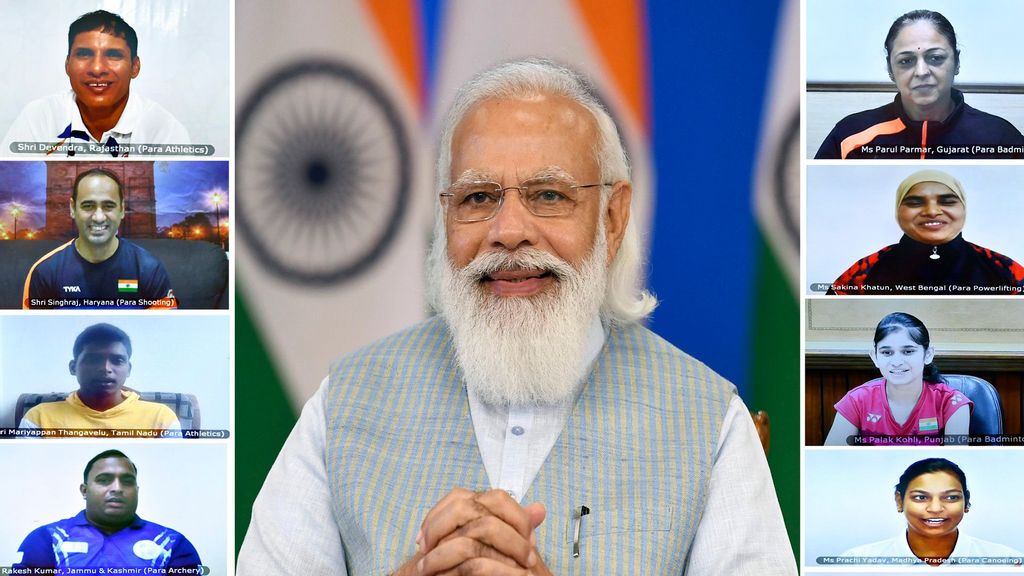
[{"xmin": 440, "ymin": 179, "xmax": 611, "ymax": 223}]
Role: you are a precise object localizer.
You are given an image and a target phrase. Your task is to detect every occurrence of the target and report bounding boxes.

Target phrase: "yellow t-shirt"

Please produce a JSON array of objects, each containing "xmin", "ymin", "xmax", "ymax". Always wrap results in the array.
[{"xmin": 20, "ymin": 390, "xmax": 181, "ymax": 431}]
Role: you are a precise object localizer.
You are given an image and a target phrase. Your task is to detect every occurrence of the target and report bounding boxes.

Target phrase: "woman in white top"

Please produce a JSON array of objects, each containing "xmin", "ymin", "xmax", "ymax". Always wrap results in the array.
[{"xmin": 842, "ymin": 458, "xmax": 1022, "ymax": 566}]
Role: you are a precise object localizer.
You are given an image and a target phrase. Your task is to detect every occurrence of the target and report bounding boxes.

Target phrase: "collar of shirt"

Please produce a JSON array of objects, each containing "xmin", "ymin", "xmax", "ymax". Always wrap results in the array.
[
  {"xmin": 64, "ymin": 89, "xmax": 139, "ymax": 144},
  {"xmin": 68, "ymin": 390, "xmax": 140, "ymax": 417},
  {"xmin": 467, "ymin": 315, "xmax": 605, "ymax": 502},
  {"xmin": 70, "ymin": 509, "xmax": 145, "ymax": 531}
]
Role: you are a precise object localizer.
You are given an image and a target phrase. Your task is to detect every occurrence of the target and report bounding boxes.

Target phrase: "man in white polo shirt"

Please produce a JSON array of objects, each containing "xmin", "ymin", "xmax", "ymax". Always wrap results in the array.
[{"xmin": 1, "ymin": 10, "xmax": 188, "ymax": 157}]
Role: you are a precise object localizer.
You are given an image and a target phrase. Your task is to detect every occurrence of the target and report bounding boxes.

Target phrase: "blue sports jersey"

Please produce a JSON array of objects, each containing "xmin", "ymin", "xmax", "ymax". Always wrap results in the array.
[
  {"xmin": 13, "ymin": 511, "xmax": 201, "ymax": 574},
  {"xmin": 23, "ymin": 239, "xmax": 176, "ymax": 309}
]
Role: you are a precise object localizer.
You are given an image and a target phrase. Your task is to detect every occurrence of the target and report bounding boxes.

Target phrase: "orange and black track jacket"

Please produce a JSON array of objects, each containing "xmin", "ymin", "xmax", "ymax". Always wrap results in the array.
[
  {"xmin": 815, "ymin": 89, "xmax": 1024, "ymax": 160},
  {"xmin": 827, "ymin": 234, "xmax": 1024, "ymax": 296}
]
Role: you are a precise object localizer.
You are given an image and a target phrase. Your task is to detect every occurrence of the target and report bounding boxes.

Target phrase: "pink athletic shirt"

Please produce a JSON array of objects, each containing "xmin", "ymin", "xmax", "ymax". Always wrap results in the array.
[{"xmin": 834, "ymin": 380, "xmax": 972, "ymax": 445}]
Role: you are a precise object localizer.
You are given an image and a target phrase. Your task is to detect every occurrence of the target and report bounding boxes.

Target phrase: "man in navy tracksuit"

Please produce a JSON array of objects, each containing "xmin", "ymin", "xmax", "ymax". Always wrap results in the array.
[{"xmin": 23, "ymin": 167, "xmax": 175, "ymax": 309}]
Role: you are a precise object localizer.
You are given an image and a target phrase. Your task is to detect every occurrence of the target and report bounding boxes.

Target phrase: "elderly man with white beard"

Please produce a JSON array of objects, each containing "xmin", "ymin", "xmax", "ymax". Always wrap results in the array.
[{"xmin": 237, "ymin": 59, "xmax": 796, "ymax": 575}]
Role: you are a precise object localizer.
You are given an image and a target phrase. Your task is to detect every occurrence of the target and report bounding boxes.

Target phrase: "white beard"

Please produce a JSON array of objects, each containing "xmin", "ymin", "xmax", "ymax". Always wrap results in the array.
[{"xmin": 440, "ymin": 234, "xmax": 608, "ymax": 406}]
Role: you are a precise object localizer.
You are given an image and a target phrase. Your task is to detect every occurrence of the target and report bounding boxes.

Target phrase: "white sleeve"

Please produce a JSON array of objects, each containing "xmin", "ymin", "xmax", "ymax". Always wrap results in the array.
[
  {"xmin": 684, "ymin": 395, "xmax": 797, "ymax": 575},
  {"xmin": 146, "ymin": 98, "xmax": 191, "ymax": 145},
  {"xmin": 164, "ymin": 112, "xmax": 191, "ymax": 146},
  {"xmin": 236, "ymin": 378, "xmax": 347, "ymax": 576}
]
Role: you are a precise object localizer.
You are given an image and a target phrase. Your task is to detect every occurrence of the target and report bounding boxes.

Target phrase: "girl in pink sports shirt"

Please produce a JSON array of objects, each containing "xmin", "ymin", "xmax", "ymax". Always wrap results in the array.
[{"xmin": 825, "ymin": 312, "xmax": 972, "ymax": 445}]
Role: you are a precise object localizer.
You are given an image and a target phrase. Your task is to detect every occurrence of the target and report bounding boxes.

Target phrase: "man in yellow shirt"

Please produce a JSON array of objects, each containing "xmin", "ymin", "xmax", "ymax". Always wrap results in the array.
[{"xmin": 19, "ymin": 323, "xmax": 180, "ymax": 433}]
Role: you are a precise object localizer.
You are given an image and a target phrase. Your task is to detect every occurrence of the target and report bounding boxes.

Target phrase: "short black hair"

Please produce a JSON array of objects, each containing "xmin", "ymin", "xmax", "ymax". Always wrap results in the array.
[
  {"xmin": 72, "ymin": 168, "xmax": 123, "ymax": 204},
  {"xmin": 83, "ymin": 449, "xmax": 137, "ymax": 484},
  {"xmin": 68, "ymin": 10, "xmax": 139, "ymax": 60},
  {"xmin": 895, "ymin": 457, "xmax": 970, "ymax": 504},
  {"xmin": 73, "ymin": 323, "xmax": 132, "ymax": 360}
]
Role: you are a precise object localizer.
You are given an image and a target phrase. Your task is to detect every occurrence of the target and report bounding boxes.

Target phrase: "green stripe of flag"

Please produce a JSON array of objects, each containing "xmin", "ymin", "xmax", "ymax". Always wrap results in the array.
[
  {"xmin": 235, "ymin": 289, "xmax": 297, "ymax": 554},
  {"xmin": 750, "ymin": 234, "xmax": 799, "ymax": 554}
]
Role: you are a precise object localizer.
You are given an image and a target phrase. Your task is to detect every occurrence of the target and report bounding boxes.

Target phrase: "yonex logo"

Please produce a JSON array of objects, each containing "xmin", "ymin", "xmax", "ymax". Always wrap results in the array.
[{"xmin": 866, "ymin": 413, "xmax": 882, "ymax": 423}]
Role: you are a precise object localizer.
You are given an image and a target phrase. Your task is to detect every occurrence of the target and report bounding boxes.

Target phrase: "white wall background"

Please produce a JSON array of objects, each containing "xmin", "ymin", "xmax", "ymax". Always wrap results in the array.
[
  {"xmin": 0, "ymin": 315, "xmax": 229, "ymax": 428},
  {"xmin": 805, "ymin": 449, "xmax": 1024, "ymax": 566},
  {"xmin": 806, "ymin": 165, "xmax": 1024, "ymax": 293},
  {"xmin": 0, "ymin": 443, "xmax": 226, "ymax": 574},
  {"xmin": 0, "ymin": 0, "xmax": 230, "ymax": 155},
  {"xmin": 808, "ymin": 0, "xmax": 1024, "ymax": 83}
]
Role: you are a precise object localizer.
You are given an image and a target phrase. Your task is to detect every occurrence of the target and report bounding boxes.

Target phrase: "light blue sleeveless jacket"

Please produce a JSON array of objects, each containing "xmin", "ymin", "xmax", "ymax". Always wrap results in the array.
[{"xmin": 324, "ymin": 317, "xmax": 734, "ymax": 574}]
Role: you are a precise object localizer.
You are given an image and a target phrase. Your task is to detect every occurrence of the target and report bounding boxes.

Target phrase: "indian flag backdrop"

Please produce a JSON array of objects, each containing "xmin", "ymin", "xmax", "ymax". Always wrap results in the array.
[
  {"xmin": 235, "ymin": 0, "xmax": 797, "ymax": 554},
  {"xmin": 234, "ymin": 0, "xmax": 431, "ymax": 547},
  {"xmin": 751, "ymin": 0, "xmax": 800, "ymax": 552}
]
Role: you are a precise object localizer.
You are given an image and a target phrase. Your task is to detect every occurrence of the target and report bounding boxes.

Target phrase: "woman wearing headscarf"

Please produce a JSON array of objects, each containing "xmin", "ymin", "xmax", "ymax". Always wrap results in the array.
[
  {"xmin": 815, "ymin": 10, "xmax": 1024, "ymax": 159},
  {"xmin": 829, "ymin": 169, "xmax": 1024, "ymax": 295}
]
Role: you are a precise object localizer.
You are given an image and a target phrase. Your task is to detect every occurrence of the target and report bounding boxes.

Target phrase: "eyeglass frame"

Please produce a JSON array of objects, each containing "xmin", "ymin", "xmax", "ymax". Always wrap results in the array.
[{"xmin": 439, "ymin": 179, "xmax": 614, "ymax": 223}]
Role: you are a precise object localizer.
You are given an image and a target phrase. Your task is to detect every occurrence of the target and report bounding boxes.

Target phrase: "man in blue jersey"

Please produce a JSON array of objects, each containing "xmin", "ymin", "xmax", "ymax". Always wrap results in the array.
[
  {"xmin": 23, "ymin": 167, "xmax": 176, "ymax": 309},
  {"xmin": 12, "ymin": 450, "xmax": 202, "ymax": 572}
]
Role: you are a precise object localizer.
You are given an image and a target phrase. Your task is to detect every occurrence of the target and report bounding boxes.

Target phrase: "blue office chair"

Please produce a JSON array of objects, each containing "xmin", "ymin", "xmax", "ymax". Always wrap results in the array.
[{"xmin": 940, "ymin": 374, "xmax": 1004, "ymax": 436}]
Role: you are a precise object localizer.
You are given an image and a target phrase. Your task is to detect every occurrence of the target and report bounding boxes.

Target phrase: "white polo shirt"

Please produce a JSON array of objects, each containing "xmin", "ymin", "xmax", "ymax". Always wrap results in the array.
[{"xmin": 2, "ymin": 89, "xmax": 189, "ymax": 156}]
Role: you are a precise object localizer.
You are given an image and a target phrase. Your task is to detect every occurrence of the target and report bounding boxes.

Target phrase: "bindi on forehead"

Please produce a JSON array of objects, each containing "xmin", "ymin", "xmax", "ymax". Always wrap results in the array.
[{"xmin": 900, "ymin": 46, "xmax": 944, "ymax": 53}]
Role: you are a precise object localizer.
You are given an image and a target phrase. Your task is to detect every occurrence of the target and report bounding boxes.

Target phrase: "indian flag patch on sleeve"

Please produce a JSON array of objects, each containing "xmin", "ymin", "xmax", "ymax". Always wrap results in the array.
[
  {"xmin": 118, "ymin": 279, "xmax": 139, "ymax": 293},
  {"xmin": 919, "ymin": 417, "xmax": 939, "ymax": 432}
]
